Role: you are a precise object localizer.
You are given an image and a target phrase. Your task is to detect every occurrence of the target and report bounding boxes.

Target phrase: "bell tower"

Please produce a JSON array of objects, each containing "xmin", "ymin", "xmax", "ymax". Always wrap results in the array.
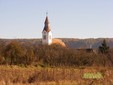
[{"xmin": 42, "ymin": 13, "xmax": 52, "ymax": 45}]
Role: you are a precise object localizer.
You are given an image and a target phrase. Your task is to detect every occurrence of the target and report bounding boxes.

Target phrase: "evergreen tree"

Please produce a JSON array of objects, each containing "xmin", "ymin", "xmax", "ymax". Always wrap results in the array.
[{"xmin": 98, "ymin": 39, "xmax": 109, "ymax": 54}]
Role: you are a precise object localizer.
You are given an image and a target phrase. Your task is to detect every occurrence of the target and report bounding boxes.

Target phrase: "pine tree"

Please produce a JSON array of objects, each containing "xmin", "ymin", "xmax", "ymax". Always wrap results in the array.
[{"xmin": 98, "ymin": 39, "xmax": 109, "ymax": 54}]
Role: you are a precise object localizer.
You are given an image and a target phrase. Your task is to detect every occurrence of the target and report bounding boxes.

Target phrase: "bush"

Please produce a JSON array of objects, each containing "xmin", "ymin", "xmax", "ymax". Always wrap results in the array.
[
  {"xmin": 37, "ymin": 44, "xmax": 98, "ymax": 67},
  {"xmin": 0, "ymin": 41, "xmax": 112, "ymax": 67}
]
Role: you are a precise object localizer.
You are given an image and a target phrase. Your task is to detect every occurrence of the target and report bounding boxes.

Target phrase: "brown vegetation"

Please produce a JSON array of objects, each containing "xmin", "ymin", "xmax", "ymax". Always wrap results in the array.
[
  {"xmin": 0, "ymin": 66, "xmax": 113, "ymax": 85},
  {"xmin": 0, "ymin": 40, "xmax": 113, "ymax": 67},
  {"xmin": 0, "ymin": 40, "xmax": 113, "ymax": 84}
]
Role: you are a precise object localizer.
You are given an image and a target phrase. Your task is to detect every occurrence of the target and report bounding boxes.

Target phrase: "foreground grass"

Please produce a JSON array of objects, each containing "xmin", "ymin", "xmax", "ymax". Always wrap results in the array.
[{"xmin": 0, "ymin": 65, "xmax": 113, "ymax": 85}]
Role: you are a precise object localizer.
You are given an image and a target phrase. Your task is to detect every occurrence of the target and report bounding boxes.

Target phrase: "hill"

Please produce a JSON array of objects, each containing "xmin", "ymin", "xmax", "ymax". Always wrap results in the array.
[
  {"xmin": 60, "ymin": 38, "xmax": 113, "ymax": 49},
  {"xmin": 0, "ymin": 38, "xmax": 113, "ymax": 49}
]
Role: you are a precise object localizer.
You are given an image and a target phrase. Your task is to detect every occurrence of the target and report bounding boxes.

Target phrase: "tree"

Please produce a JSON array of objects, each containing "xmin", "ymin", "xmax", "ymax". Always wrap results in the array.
[
  {"xmin": 25, "ymin": 48, "xmax": 35, "ymax": 65},
  {"xmin": 98, "ymin": 39, "xmax": 109, "ymax": 54},
  {"xmin": 4, "ymin": 41, "xmax": 26, "ymax": 65}
]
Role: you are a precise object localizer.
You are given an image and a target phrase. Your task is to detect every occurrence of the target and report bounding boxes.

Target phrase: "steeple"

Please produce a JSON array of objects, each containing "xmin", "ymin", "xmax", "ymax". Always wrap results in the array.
[
  {"xmin": 43, "ymin": 13, "xmax": 51, "ymax": 32},
  {"xmin": 42, "ymin": 13, "xmax": 52, "ymax": 45}
]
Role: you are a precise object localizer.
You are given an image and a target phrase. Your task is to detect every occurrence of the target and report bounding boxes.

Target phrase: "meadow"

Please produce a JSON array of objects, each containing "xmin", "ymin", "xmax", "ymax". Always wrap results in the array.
[{"xmin": 0, "ymin": 65, "xmax": 113, "ymax": 85}]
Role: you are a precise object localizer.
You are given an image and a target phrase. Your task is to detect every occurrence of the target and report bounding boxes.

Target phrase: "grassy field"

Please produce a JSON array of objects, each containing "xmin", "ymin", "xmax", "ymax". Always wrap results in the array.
[{"xmin": 0, "ymin": 66, "xmax": 113, "ymax": 85}]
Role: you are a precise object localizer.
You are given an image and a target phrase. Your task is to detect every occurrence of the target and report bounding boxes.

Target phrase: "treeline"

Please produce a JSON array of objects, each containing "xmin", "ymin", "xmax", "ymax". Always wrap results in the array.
[{"xmin": 0, "ymin": 40, "xmax": 113, "ymax": 67}]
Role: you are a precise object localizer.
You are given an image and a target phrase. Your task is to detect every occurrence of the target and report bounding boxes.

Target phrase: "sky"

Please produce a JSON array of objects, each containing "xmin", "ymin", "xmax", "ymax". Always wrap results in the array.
[{"xmin": 0, "ymin": 0, "xmax": 113, "ymax": 39}]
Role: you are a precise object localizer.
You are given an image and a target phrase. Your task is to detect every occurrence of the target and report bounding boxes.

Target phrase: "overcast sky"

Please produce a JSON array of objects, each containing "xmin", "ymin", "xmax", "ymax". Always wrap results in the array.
[{"xmin": 0, "ymin": 0, "xmax": 113, "ymax": 39}]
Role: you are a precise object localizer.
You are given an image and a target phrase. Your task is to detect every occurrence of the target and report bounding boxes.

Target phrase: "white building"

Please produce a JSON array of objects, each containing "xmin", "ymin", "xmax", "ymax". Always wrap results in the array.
[{"xmin": 42, "ymin": 15, "xmax": 52, "ymax": 45}]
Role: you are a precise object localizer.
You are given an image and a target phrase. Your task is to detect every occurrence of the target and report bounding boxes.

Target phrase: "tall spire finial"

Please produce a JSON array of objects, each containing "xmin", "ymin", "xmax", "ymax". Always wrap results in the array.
[{"xmin": 46, "ymin": 12, "xmax": 48, "ymax": 16}]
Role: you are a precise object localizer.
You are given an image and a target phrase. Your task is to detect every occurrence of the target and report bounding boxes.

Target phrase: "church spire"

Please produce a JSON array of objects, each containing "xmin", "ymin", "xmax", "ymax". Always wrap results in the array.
[
  {"xmin": 43, "ymin": 12, "xmax": 51, "ymax": 32},
  {"xmin": 42, "ymin": 13, "xmax": 52, "ymax": 45}
]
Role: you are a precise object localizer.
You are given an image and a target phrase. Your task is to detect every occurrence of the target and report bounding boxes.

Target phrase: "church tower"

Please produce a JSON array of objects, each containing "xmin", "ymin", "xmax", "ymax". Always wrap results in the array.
[{"xmin": 42, "ymin": 14, "xmax": 52, "ymax": 45}]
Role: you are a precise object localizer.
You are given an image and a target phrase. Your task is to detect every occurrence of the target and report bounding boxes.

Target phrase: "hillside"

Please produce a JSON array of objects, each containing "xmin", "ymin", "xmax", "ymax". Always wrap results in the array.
[
  {"xmin": 61, "ymin": 38, "xmax": 113, "ymax": 49},
  {"xmin": 0, "ymin": 38, "xmax": 113, "ymax": 49}
]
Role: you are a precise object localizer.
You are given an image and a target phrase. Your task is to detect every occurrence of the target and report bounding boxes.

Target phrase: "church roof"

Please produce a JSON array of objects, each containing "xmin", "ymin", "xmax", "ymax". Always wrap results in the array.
[{"xmin": 43, "ymin": 16, "xmax": 51, "ymax": 32}]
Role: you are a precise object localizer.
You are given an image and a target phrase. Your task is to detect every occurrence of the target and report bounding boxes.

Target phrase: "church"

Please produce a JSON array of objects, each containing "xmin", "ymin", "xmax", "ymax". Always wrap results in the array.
[
  {"xmin": 41, "ymin": 14, "xmax": 66, "ymax": 47},
  {"xmin": 42, "ymin": 15, "xmax": 52, "ymax": 45}
]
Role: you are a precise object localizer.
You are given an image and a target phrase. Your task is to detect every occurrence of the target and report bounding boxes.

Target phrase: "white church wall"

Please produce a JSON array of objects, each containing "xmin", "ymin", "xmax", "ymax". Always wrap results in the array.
[{"xmin": 42, "ymin": 31, "xmax": 52, "ymax": 45}]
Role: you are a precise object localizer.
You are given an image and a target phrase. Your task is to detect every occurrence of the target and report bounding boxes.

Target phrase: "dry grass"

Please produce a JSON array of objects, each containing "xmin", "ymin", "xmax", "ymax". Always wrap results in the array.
[{"xmin": 0, "ymin": 65, "xmax": 113, "ymax": 85}]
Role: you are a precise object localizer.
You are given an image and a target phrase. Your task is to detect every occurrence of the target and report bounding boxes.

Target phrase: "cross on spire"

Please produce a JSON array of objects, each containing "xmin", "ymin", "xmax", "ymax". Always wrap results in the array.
[{"xmin": 46, "ymin": 12, "xmax": 48, "ymax": 16}]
